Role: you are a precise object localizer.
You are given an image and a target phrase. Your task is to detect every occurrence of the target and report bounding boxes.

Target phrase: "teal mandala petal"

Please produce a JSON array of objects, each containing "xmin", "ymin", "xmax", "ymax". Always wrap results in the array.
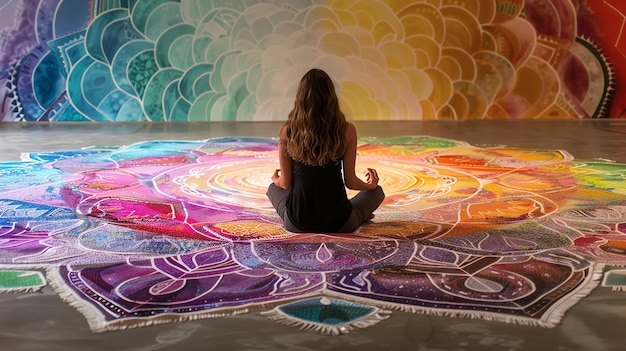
[
  {"xmin": 170, "ymin": 35, "xmax": 196, "ymax": 70},
  {"xmin": 128, "ymin": 50, "xmax": 159, "ymax": 99},
  {"xmin": 85, "ymin": 9, "xmax": 130, "ymax": 63},
  {"xmin": 142, "ymin": 68, "xmax": 183, "ymax": 121},
  {"xmin": 154, "ymin": 24, "xmax": 196, "ymax": 68},
  {"xmin": 144, "ymin": 2, "xmax": 184, "ymax": 41},
  {"xmin": 131, "ymin": 0, "xmax": 179, "ymax": 38},
  {"xmin": 179, "ymin": 64, "xmax": 214, "ymax": 102},
  {"xmin": 263, "ymin": 297, "xmax": 391, "ymax": 335},
  {"xmin": 111, "ymin": 40, "xmax": 155, "ymax": 96},
  {"xmin": 169, "ymin": 98, "xmax": 191, "ymax": 121},
  {"xmin": 189, "ymin": 92, "xmax": 217, "ymax": 121},
  {"xmin": 66, "ymin": 57, "xmax": 111, "ymax": 121},
  {"xmin": 101, "ymin": 18, "xmax": 145, "ymax": 64}
]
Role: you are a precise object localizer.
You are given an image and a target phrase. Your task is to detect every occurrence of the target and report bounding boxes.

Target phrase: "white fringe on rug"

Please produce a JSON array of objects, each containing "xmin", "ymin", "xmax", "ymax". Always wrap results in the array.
[
  {"xmin": 322, "ymin": 263, "xmax": 605, "ymax": 329},
  {"xmin": 46, "ymin": 267, "xmax": 289, "ymax": 333},
  {"xmin": 43, "ymin": 263, "xmax": 606, "ymax": 332}
]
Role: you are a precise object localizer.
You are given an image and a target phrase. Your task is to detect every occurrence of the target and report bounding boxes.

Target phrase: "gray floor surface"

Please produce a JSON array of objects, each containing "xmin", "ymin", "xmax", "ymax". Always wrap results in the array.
[{"xmin": 1, "ymin": 120, "xmax": 626, "ymax": 351}]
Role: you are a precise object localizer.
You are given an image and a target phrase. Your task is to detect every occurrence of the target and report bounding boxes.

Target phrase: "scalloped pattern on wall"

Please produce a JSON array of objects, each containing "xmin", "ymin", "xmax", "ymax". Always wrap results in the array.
[{"xmin": 0, "ymin": 0, "xmax": 617, "ymax": 121}]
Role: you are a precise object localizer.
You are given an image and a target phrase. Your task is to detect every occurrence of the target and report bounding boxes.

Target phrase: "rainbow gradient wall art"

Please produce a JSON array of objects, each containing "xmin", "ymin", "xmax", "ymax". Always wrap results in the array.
[{"xmin": 0, "ymin": 0, "xmax": 621, "ymax": 121}]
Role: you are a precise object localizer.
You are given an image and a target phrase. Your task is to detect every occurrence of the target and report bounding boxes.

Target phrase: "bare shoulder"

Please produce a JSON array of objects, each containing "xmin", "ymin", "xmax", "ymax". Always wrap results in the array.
[
  {"xmin": 345, "ymin": 122, "xmax": 357, "ymax": 139},
  {"xmin": 278, "ymin": 124, "xmax": 288, "ymax": 139}
]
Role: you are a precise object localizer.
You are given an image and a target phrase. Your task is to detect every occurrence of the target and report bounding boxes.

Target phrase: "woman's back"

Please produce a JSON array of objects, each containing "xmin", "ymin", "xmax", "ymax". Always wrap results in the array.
[{"xmin": 286, "ymin": 160, "xmax": 352, "ymax": 232}]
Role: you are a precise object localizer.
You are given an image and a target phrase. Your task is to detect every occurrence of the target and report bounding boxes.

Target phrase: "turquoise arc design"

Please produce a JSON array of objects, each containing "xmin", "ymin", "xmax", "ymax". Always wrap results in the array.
[
  {"xmin": 1, "ymin": 136, "xmax": 626, "ymax": 333},
  {"xmin": 262, "ymin": 297, "xmax": 391, "ymax": 335}
]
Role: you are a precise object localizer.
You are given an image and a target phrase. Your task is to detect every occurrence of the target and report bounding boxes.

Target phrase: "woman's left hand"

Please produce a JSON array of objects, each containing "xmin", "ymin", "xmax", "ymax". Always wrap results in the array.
[{"xmin": 272, "ymin": 169, "xmax": 280, "ymax": 183}]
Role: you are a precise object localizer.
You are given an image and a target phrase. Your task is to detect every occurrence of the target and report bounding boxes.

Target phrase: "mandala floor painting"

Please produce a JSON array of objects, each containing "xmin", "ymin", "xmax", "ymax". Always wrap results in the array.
[{"xmin": 1, "ymin": 135, "xmax": 626, "ymax": 333}]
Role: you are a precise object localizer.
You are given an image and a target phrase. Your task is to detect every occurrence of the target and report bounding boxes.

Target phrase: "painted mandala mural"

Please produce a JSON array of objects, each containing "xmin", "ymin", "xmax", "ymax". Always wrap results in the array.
[
  {"xmin": 1, "ymin": 136, "xmax": 626, "ymax": 333},
  {"xmin": 0, "ymin": 0, "xmax": 619, "ymax": 121}
]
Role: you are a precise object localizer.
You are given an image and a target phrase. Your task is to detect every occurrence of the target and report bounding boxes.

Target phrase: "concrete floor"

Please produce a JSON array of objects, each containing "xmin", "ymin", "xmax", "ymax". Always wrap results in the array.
[{"xmin": 1, "ymin": 120, "xmax": 626, "ymax": 351}]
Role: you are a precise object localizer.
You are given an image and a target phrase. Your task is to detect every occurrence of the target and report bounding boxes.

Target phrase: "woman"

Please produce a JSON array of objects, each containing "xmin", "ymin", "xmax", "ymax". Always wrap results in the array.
[{"xmin": 266, "ymin": 68, "xmax": 385, "ymax": 233}]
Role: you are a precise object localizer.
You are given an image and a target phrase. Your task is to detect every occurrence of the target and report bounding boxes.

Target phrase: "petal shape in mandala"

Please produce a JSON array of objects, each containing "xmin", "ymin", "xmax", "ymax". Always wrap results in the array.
[
  {"xmin": 434, "ymin": 221, "xmax": 573, "ymax": 255},
  {"xmin": 263, "ymin": 296, "xmax": 391, "ymax": 335},
  {"xmin": 248, "ymin": 235, "xmax": 416, "ymax": 272},
  {"xmin": 52, "ymin": 261, "xmax": 326, "ymax": 331},
  {"xmin": 0, "ymin": 200, "xmax": 75, "ymax": 221},
  {"xmin": 0, "ymin": 223, "xmax": 62, "ymax": 264},
  {"xmin": 464, "ymin": 275, "xmax": 504, "ymax": 293},
  {"xmin": 328, "ymin": 256, "xmax": 591, "ymax": 326}
]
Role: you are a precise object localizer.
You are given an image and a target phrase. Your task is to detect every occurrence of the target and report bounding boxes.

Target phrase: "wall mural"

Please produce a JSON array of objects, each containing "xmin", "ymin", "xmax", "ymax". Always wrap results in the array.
[{"xmin": 0, "ymin": 0, "xmax": 621, "ymax": 122}]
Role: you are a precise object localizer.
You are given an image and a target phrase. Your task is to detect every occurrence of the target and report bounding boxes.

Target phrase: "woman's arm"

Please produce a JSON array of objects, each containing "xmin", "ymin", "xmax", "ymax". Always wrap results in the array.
[
  {"xmin": 343, "ymin": 123, "xmax": 379, "ymax": 191},
  {"xmin": 272, "ymin": 125, "xmax": 293, "ymax": 190}
]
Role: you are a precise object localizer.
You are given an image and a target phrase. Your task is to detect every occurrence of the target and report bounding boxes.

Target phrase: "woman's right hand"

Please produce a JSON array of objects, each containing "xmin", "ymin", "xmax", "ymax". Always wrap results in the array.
[{"xmin": 365, "ymin": 168, "xmax": 379, "ymax": 189}]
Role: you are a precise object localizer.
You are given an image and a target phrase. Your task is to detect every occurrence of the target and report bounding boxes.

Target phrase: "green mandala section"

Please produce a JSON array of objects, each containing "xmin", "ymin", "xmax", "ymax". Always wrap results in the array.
[{"xmin": 0, "ymin": 270, "xmax": 46, "ymax": 292}]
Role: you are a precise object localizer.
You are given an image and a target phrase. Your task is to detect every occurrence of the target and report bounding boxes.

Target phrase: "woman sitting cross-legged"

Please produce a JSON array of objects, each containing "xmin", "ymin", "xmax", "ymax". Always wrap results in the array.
[{"xmin": 266, "ymin": 68, "xmax": 385, "ymax": 233}]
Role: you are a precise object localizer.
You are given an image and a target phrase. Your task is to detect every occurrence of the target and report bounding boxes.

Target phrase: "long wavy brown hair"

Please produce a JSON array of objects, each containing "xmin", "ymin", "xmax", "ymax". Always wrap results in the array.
[{"xmin": 283, "ymin": 69, "xmax": 348, "ymax": 166}]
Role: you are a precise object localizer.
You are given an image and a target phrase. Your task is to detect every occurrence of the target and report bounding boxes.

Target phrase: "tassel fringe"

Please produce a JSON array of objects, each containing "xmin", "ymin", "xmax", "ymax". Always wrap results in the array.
[{"xmin": 36, "ymin": 263, "xmax": 608, "ymax": 333}]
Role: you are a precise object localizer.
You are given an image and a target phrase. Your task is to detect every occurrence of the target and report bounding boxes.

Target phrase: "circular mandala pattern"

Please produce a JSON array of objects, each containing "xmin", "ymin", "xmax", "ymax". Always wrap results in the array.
[
  {"xmin": 170, "ymin": 159, "xmax": 280, "ymax": 211},
  {"xmin": 3, "ymin": 136, "xmax": 626, "ymax": 333},
  {"xmin": 156, "ymin": 157, "xmax": 484, "ymax": 216}
]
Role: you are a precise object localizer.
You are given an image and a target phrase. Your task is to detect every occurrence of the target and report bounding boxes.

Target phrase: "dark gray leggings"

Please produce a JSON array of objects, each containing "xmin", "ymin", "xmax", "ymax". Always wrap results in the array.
[{"xmin": 266, "ymin": 184, "xmax": 385, "ymax": 233}]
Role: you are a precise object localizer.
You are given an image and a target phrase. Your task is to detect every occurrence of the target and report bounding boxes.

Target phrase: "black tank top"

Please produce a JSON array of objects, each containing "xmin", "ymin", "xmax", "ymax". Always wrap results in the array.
[{"xmin": 286, "ymin": 159, "xmax": 352, "ymax": 232}]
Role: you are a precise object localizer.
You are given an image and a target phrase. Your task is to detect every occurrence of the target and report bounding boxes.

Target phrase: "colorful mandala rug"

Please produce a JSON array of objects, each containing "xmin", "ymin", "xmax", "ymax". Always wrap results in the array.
[{"xmin": 1, "ymin": 136, "xmax": 625, "ymax": 333}]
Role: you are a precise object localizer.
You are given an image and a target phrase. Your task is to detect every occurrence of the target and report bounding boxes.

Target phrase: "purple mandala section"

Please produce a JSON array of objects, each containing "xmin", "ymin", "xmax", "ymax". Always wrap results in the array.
[{"xmin": 1, "ymin": 136, "xmax": 626, "ymax": 332}]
